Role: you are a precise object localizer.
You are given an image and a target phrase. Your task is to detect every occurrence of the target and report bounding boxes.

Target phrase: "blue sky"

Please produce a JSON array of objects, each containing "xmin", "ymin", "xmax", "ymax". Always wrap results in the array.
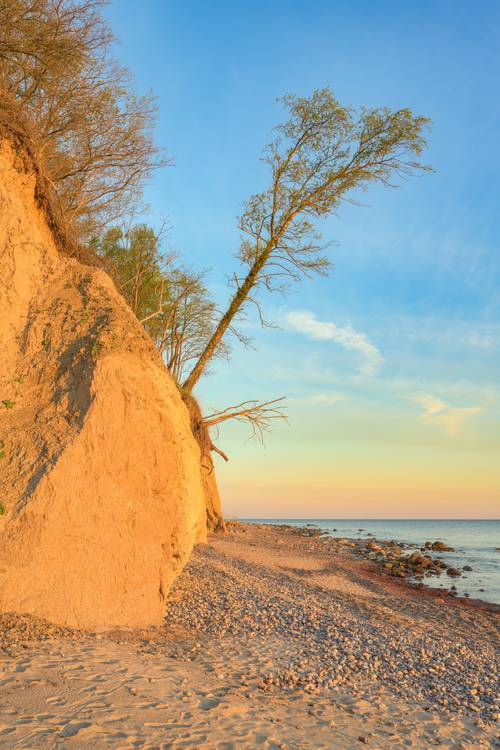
[{"xmin": 107, "ymin": 0, "xmax": 500, "ymax": 518}]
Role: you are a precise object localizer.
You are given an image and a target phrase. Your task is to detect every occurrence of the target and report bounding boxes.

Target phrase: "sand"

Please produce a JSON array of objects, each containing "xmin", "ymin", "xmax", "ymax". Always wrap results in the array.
[{"xmin": 0, "ymin": 523, "xmax": 498, "ymax": 749}]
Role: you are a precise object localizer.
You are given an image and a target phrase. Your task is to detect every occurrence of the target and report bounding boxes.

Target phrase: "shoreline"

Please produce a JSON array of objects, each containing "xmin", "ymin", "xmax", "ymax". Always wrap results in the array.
[
  {"xmin": 245, "ymin": 519, "xmax": 500, "ymax": 611},
  {"xmin": 270, "ymin": 521, "xmax": 500, "ymax": 613},
  {"xmin": 0, "ymin": 521, "xmax": 498, "ymax": 749}
]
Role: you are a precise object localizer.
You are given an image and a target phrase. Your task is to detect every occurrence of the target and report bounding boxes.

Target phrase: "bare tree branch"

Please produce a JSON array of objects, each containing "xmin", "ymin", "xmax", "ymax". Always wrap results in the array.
[
  {"xmin": 204, "ymin": 397, "xmax": 288, "ymax": 444},
  {"xmin": 209, "ymin": 442, "xmax": 229, "ymax": 462}
]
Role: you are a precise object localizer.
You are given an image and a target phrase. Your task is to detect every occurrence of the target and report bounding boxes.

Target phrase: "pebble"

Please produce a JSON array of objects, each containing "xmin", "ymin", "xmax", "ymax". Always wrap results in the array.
[
  {"xmin": 2, "ymin": 526, "xmax": 496, "ymax": 732},
  {"xmin": 163, "ymin": 526, "xmax": 499, "ymax": 723}
]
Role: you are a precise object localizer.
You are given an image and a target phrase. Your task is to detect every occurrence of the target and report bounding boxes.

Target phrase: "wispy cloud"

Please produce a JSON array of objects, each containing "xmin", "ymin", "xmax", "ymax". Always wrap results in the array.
[
  {"xmin": 412, "ymin": 394, "xmax": 483, "ymax": 436},
  {"xmin": 285, "ymin": 310, "xmax": 383, "ymax": 376},
  {"xmin": 290, "ymin": 391, "xmax": 346, "ymax": 406},
  {"xmin": 307, "ymin": 392, "xmax": 346, "ymax": 406}
]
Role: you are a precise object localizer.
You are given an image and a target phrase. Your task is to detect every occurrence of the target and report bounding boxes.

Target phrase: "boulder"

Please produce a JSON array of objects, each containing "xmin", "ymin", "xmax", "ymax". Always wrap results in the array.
[
  {"xmin": 0, "ymin": 133, "xmax": 207, "ymax": 629},
  {"xmin": 366, "ymin": 541, "xmax": 386, "ymax": 557},
  {"xmin": 430, "ymin": 541, "xmax": 454, "ymax": 552}
]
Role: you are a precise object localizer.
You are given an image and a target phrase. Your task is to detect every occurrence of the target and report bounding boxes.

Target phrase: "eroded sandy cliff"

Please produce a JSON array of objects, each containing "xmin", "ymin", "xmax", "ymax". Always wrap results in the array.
[{"xmin": 0, "ymin": 133, "xmax": 208, "ymax": 629}]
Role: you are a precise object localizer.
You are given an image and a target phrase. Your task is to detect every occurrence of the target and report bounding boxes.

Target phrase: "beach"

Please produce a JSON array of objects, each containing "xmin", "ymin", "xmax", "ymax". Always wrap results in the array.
[
  {"xmin": 0, "ymin": 522, "xmax": 498, "ymax": 749},
  {"xmin": 253, "ymin": 519, "xmax": 500, "ymax": 604}
]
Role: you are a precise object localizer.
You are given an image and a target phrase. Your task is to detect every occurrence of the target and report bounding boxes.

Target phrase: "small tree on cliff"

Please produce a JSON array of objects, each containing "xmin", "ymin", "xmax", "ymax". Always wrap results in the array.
[
  {"xmin": 95, "ymin": 224, "xmax": 167, "ymax": 321},
  {"xmin": 95, "ymin": 224, "xmax": 230, "ymax": 384},
  {"xmin": 0, "ymin": 0, "xmax": 167, "ymax": 238},
  {"xmin": 182, "ymin": 88, "xmax": 431, "ymax": 411}
]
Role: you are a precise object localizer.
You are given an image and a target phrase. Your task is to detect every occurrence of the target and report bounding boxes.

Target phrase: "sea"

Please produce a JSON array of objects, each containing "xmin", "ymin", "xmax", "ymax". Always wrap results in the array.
[{"xmin": 247, "ymin": 519, "xmax": 500, "ymax": 605}]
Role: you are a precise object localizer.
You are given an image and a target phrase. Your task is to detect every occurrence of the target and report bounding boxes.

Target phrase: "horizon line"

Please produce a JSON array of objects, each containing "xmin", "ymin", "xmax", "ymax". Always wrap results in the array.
[{"xmin": 237, "ymin": 517, "xmax": 500, "ymax": 522}]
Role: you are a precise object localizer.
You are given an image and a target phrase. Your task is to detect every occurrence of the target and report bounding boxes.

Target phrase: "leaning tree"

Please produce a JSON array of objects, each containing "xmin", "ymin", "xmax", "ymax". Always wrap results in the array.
[
  {"xmin": 180, "ymin": 90, "xmax": 431, "ymax": 470},
  {"xmin": 91, "ymin": 88, "xmax": 431, "ymax": 529},
  {"xmin": 184, "ymin": 90, "xmax": 431, "ymax": 394},
  {"xmin": 102, "ymin": 89, "xmax": 432, "ymax": 530}
]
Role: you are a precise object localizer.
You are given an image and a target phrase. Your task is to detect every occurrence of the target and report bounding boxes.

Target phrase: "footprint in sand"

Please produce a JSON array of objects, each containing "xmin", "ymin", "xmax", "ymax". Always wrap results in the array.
[
  {"xmin": 200, "ymin": 697, "xmax": 220, "ymax": 710},
  {"xmin": 77, "ymin": 685, "xmax": 98, "ymax": 696},
  {"xmin": 126, "ymin": 737, "xmax": 144, "ymax": 748},
  {"xmin": 59, "ymin": 720, "xmax": 93, "ymax": 737},
  {"xmin": 45, "ymin": 696, "xmax": 65, "ymax": 706}
]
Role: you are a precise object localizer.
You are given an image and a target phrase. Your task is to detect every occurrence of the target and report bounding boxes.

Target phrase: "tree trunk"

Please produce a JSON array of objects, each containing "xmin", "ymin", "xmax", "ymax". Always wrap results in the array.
[{"xmin": 182, "ymin": 250, "xmax": 268, "ymax": 393}]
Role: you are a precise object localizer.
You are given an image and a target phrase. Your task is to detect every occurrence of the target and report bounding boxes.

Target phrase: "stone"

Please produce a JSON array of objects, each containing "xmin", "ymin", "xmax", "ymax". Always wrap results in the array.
[
  {"xmin": 430, "ymin": 541, "xmax": 454, "ymax": 552},
  {"xmin": 407, "ymin": 553, "xmax": 433, "ymax": 568}
]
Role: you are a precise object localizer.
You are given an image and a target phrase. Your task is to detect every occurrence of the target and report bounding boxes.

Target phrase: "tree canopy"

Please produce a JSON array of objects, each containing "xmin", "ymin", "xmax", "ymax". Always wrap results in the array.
[
  {"xmin": 0, "ymin": 0, "xmax": 167, "ymax": 238},
  {"xmin": 182, "ymin": 88, "xmax": 431, "ymax": 393},
  {"xmin": 95, "ymin": 225, "xmax": 229, "ymax": 385}
]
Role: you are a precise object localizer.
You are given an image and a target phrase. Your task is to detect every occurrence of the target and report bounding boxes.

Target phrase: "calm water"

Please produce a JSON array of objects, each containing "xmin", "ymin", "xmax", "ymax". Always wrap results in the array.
[{"xmin": 247, "ymin": 519, "xmax": 500, "ymax": 605}]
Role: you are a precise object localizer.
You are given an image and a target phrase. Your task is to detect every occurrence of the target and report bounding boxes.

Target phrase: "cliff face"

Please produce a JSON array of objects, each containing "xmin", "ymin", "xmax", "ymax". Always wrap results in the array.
[{"xmin": 0, "ymin": 135, "xmax": 208, "ymax": 629}]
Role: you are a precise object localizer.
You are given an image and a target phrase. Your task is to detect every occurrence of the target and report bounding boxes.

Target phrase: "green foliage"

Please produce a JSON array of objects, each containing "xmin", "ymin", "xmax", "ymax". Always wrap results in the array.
[
  {"xmin": 1, "ymin": 400, "xmax": 15, "ymax": 409},
  {"xmin": 0, "ymin": 440, "xmax": 5, "ymax": 459},
  {"xmin": 238, "ymin": 87, "xmax": 431, "ymax": 286},
  {"xmin": 94, "ymin": 224, "xmax": 228, "ymax": 383},
  {"xmin": 14, "ymin": 374, "xmax": 24, "ymax": 384},
  {"xmin": 94, "ymin": 225, "xmax": 165, "ymax": 321},
  {"xmin": 91, "ymin": 338, "xmax": 103, "ymax": 358},
  {"xmin": 0, "ymin": 502, "xmax": 5, "ymax": 516}
]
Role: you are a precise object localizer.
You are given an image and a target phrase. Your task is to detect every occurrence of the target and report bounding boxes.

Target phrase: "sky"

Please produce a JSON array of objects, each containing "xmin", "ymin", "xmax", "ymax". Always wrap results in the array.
[{"xmin": 106, "ymin": 0, "xmax": 500, "ymax": 519}]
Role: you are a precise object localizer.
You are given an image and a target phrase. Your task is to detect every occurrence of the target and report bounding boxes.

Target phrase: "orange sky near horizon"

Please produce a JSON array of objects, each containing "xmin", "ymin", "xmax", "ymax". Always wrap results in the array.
[
  {"xmin": 212, "ymin": 395, "xmax": 500, "ymax": 520},
  {"xmin": 220, "ymin": 481, "xmax": 499, "ymax": 520}
]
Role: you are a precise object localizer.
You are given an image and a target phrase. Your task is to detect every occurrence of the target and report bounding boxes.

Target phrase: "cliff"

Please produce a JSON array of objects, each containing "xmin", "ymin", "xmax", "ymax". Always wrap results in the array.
[{"xmin": 0, "ymin": 130, "xmax": 208, "ymax": 629}]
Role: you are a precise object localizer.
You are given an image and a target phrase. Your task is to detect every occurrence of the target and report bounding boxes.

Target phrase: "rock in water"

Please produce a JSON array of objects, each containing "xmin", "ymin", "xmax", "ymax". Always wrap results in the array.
[{"xmin": 0, "ymin": 133, "xmax": 207, "ymax": 629}]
